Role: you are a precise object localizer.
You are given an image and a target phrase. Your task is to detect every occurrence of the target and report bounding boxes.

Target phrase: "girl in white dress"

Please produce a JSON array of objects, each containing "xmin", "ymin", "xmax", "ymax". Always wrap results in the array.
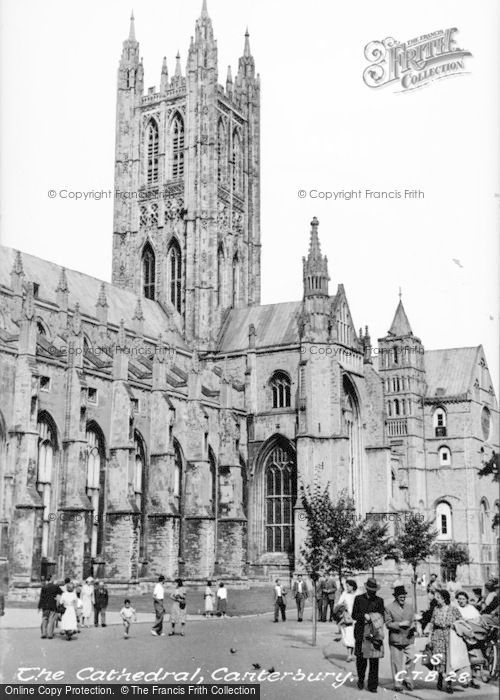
[
  {"xmin": 81, "ymin": 577, "xmax": 95, "ymax": 628},
  {"xmin": 60, "ymin": 582, "xmax": 78, "ymax": 641},
  {"xmin": 204, "ymin": 581, "xmax": 214, "ymax": 617},
  {"xmin": 337, "ymin": 579, "xmax": 357, "ymax": 661}
]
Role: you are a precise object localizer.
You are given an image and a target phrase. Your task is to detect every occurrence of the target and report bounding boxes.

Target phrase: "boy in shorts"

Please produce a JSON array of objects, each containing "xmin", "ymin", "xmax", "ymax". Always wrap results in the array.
[{"xmin": 120, "ymin": 599, "xmax": 137, "ymax": 639}]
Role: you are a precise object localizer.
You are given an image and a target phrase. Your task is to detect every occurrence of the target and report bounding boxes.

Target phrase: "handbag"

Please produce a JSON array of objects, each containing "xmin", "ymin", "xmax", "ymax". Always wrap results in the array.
[
  {"xmin": 57, "ymin": 603, "xmax": 65, "ymax": 615},
  {"xmin": 421, "ymin": 643, "xmax": 434, "ymax": 670},
  {"xmin": 179, "ymin": 601, "xmax": 186, "ymax": 610}
]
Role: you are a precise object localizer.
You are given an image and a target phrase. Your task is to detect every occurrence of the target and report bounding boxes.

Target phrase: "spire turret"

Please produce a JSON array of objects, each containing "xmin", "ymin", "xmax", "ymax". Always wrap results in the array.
[
  {"xmin": 129, "ymin": 11, "xmax": 136, "ymax": 41},
  {"xmin": 238, "ymin": 27, "xmax": 255, "ymax": 79},
  {"xmin": 160, "ymin": 56, "xmax": 169, "ymax": 92},
  {"xmin": 388, "ymin": 299, "xmax": 413, "ymax": 337},
  {"xmin": 302, "ymin": 217, "xmax": 330, "ymax": 298},
  {"xmin": 118, "ymin": 10, "xmax": 140, "ymax": 91}
]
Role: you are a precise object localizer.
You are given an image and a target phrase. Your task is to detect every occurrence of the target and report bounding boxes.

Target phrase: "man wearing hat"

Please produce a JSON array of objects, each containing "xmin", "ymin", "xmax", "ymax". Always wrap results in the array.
[
  {"xmin": 385, "ymin": 585, "xmax": 416, "ymax": 692},
  {"xmin": 352, "ymin": 578, "xmax": 385, "ymax": 692}
]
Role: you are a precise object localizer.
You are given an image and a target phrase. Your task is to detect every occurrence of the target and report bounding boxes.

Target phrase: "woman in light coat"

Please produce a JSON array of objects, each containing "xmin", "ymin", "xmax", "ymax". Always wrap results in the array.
[
  {"xmin": 81, "ymin": 577, "xmax": 95, "ymax": 628},
  {"xmin": 60, "ymin": 582, "xmax": 78, "ymax": 641}
]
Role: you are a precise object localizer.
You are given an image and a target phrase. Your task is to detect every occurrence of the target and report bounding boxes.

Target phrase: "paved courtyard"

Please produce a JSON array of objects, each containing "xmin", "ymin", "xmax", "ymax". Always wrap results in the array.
[{"xmin": 0, "ymin": 605, "xmax": 497, "ymax": 700}]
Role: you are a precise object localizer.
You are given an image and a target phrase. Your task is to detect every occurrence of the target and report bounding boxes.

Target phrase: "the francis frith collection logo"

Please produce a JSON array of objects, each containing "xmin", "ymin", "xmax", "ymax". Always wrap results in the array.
[{"xmin": 363, "ymin": 28, "xmax": 472, "ymax": 91}]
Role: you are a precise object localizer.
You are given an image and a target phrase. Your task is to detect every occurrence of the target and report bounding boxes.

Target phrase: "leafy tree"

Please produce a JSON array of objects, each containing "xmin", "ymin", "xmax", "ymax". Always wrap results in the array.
[
  {"xmin": 393, "ymin": 512, "xmax": 438, "ymax": 610},
  {"xmin": 478, "ymin": 452, "xmax": 499, "ymax": 529},
  {"xmin": 351, "ymin": 519, "xmax": 393, "ymax": 577},
  {"xmin": 321, "ymin": 492, "xmax": 363, "ymax": 583},
  {"xmin": 440, "ymin": 541, "xmax": 471, "ymax": 580}
]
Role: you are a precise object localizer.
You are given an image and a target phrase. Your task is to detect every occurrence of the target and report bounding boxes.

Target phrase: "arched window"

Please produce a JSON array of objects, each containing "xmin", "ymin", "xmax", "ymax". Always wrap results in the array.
[
  {"xmin": 438, "ymin": 446, "xmax": 451, "ymax": 466},
  {"xmin": 433, "ymin": 408, "xmax": 447, "ymax": 437},
  {"xmin": 232, "ymin": 253, "xmax": 239, "ymax": 308},
  {"xmin": 86, "ymin": 427, "xmax": 105, "ymax": 559},
  {"xmin": 387, "ymin": 400, "xmax": 392, "ymax": 417},
  {"xmin": 37, "ymin": 321, "xmax": 47, "ymax": 336},
  {"xmin": 37, "ymin": 417, "xmax": 57, "ymax": 559},
  {"xmin": 270, "ymin": 371, "xmax": 291, "ymax": 409},
  {"xmin": 265, "ymin": 445, "xmax": 296, "ymax": 553},
  {"xmin": 146, "ymin": 120, "xmax": 159, "ymax": 184},
  {"xmin": 217, "ymin": 245, "xmax": 225, "ymax": 307},
  {"xmin": 142, "ymin": 243, "xmax": 155, "ymax": 300},
  {"xmin": 167, "ymin": 239, "xmax": 182, "ymax": 313},
  {"xmin": 394, "ymin": 399, "xmax": 400, "ymax": 416},
  {"xmin": 436, "ymin": 501, "xmax": 452, "ymax": 540},
  {"xmin": 481, "ymin": 406, "xmax": 491, "ymax": 441},
  {"xmin": 208, "ymin": 447, "xmax": 217, "ymax": 516},
  {"xmin": 393, "ymin": 346, "xmax": 399, "ymax": 365},
  {"xmin": 217, "ymin": 120, "xmax": 226, "ymax": 184},
  {"xmin": 134, "ymin": 432, "xmax": 147, "ymax": 558},
  {"xmin": 171, "ymin": 114, "xmax": 184, "ymax": 179},
  {"xmin": 479, "ymin": 499, "xmax": 490, "ymax": 539},
  {"xmin": 173, "ymin": 441, "xmax": 182, "ymax": 501},
  {"xmin": 232, "ymin": 129, "xmax": 242, "ymax": 192}
]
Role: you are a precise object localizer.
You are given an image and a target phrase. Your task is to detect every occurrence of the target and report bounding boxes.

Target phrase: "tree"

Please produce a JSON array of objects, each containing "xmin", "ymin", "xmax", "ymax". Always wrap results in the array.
[
  {"xmin": 321, "ymin": 491, "xmax": 363, "ymax": 584},
  {"xmin": 299, "ymin": 479, "xmax": 334, "ymax": 646},
  {"xmin": 478, "ymin": 452, "xmax": 499, "ymax": 529},
  {"xmin": 440, "ymin": 541, "xmax": 471, "ymax": 580},
  {"xmin": 393, "ymin": 513, "xmax": 438, "ymax": 611},
  {"xmin": 351, "ymin": 519, "xmax": 393, "ymax": 577}
]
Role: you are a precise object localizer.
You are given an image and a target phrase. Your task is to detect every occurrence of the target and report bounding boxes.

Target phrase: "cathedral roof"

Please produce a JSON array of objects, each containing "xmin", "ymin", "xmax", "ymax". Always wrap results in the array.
[
  {"xmin": 388, "ymin": 299, "xmax": 413, "ymax": 336},
  {"xmin": 0, "ymin": 246, "xmax": 188, "ymax": 349},
  {"xmin": 217, "ymin": 301, "xmax": 303, "ymax": 352},
  {"xmin": 424, "ymin": 346, "xmax": 481, "ymax": 399}
]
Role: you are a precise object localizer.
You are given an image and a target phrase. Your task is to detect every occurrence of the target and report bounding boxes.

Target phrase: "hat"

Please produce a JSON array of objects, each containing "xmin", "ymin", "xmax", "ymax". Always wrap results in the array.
[
  {"xmin": 86, "ymin": 576, "xmax": 94, "ymax": 583},
  {"xmin": 394, "ymin": 585, "xmax": 408, "ymax": 597},
  {"xmin": 365, "ymin": 578, "xmax": 380, "ymax": 591}
]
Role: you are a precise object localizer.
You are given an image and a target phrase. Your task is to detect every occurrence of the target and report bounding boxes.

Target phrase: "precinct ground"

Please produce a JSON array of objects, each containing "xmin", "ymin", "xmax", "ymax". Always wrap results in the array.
[{"xmin": 0, "ymin": 589, "xmax": 497, "ymax": 700}]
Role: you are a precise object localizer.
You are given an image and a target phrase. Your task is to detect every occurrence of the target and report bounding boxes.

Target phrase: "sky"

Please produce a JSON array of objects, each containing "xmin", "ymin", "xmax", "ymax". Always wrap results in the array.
[{"xmin": 0, "ymin": 0, "xmax": 498, "ymax": 388}]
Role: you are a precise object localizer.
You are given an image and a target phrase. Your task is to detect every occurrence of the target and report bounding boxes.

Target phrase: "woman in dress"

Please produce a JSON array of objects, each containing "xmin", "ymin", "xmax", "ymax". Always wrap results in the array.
[
  {"xmin": 427, "ymin": 589, "xmax": 463, "ymax": 693},
  {"xmin": 169, "ymin": 578, "xmax": 186, "ymax": 636},
  {"xmin": 204, "ymin": 580, "xmax": 214, "ymax": 618},
  {"xmin": 455, "ymin": 591, "xmax": 482, "ymax": 689},
  {"xmin": 80, "ymin": 577, "xmax": 95, "ymax": 628},
  {"xmin": 336, "ymin": 579, "xmax": 357, "ymax": 661},
  {"xmin": 60, "ymin": 581, "xmax": 78, "ymax": 641}
]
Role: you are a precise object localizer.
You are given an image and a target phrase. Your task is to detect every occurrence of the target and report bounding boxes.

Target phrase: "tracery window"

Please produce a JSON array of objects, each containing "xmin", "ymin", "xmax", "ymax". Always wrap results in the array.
[
  {"xmin": 171, "ymin": 114, "xmax": 184, "ymax": 179},
  {"xmin": 146, "ymin": 120, "xmax": 159, "ymax": 184},
  {"xmin": 167, "ymin": 240, "xmax": 182, "ymax": 313},
  {"xmin": 270, "ymin": 371, "xmax": 291, "ymax": 409},
  {"xmin": 265, "ymin": 447, "xmax": 296, "ymax": 553},
  {"xmin": 142, "ymin": 243, "xmax": 156, "ymax": 300}
]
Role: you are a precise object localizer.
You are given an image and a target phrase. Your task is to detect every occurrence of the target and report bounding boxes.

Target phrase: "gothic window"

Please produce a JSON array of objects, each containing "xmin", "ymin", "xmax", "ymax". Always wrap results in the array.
[
  {"xmin": 208, "ymin": 448, "xmax": 217, "ymax": 516},
  {"xmin": 436, "ymin": 501, "xmax": 452, "ymax": 541},
  {"xmin": 265, "ymin": 446, "xmax": 296, "ymax": 553},
  {"xmin": 171, "ymin": 114, "xmax": 184, "ymax": 179},
  {"xmin": 142, "ymin": 243, "xmax": 156, "ymax": 300},
  {"xmin": 438, "ymin": 446, "xmax": 451, "ymax": 466},
  {"xmin": 232, "ymin": 129, "xmax": 242, "ymax": 192},
  {"xmin": 394, "ymin": 399, "xmax": 400, "ymax": 416},
  {"xmin": 433, "ymin": 407, "xmax": 447, "ymax": 437},
  {"xmin": 167, "ymin": 239, "xmax": 182, "ymax": 313},
  {"xmin": 37, "ymin": 417, "xmax": 57, "ymax": 559},
  {"xmin": 173, "ymin": 440, "xmax": 182, "ymax": 502},
  {"xmin": 343, "ymin": 380, "xmax": 361, "ymax": 503},
  {"xmin": 217, "ymin": 120, "xmax": 226, "ymax": 184},
  {"xmin": 480, "ymin": 499, "xmax": 490, "ymax": 540},
  {"xmin": 393, "ymin": 346, "xmax": 399, "ymax": 365},
  {"xmin": 270, "ymin": 371, "xmax": 291, "ymax": 409},
  {"xmin": 387, "ymin": 400, "xmax": 392, "ymax": 417},
  {"xmin": 217, "ymin": 245, "xmax": 225, "ymax": 306},
  {"xmin": 232, "ymin": 253, "xmax": 239, "ymax": 308},
  {"xmin": 85, "ymin": 426, "xmax": 105, "ymax": 558},
  {"xmin": 37, "ymin": 321, "xmax": 47, "ymax": 336},
  {"xmin": 134, "ymin": 432, "xmax": 147, "ymax": 558},
  {"xmin": 146, "ymin": 119, "xmax": 159, "ymax": 184},
  {"xmin": 481, "ymin": 407, "xmax": 491, "ymax": 441}
]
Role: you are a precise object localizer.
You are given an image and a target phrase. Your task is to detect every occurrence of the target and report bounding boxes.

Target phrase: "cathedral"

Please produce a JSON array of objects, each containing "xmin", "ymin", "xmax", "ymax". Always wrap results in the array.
[{"xmin": 0, "ymin": 3, "xmax": 498, "ymax": 597}]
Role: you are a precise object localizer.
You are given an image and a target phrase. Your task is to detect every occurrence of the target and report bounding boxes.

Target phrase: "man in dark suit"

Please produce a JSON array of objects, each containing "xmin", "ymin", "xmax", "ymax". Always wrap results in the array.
[
  {"xmin": 291, "ymin": 574, "xmax": 308, "ymax": 622},
  {"xmin": 352, "ymin": 577, "xmax": 385, "ymax": 693},
  {"xmin": 37, "ymin": 575, "xmax": 60, "ymax": 639}
]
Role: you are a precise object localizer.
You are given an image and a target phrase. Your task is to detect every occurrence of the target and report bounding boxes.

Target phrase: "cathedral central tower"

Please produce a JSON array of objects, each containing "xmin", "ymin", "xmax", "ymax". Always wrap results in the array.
[{"xmin": 111, "ymin": 2, "xmax": 261, "ymax": 348}]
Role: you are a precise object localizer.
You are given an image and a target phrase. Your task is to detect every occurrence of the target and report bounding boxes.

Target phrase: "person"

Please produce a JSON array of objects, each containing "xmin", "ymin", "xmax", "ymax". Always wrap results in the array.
[
  {"xmin": 470, "ymin": 588, "xmax": 484, "ymax": 611},
  {"xmin": 216, "ymin": 582, "xmax": 228, "ymax": 618},
  {"xmin": 291, "ymin": 574, "xmax": 308, "ymax": 622},
  {"xmin": 352, "ymin": 577, "xmax": 385, "ymax": 693},
  {"xmin": 420, "ymin": 573, "xmax": 427, "ymax": 590},
  {"xmin": 75, "ymin": 582, "xmax": 83, "ymax": 631},
  {"xmin": 151, "ymin": 574, "xmax": 165, "ymax": 636},
  {"xmin": 120, "ymin": 598, "xmax": 137, "ymax": 639},
  {"xmin": 37, "ymin": 575, "xmax": 60, "ymax": 640},
  {"xmin": 385, "ymin": 585, "xmax": 416, "ymax": 692},
  {"xmin": 483, "ymin": 579, "xmax": 498, "ymax": 614},
  {"xmin": 169, "ymin": 578, "xmax": 186, "ymax": 636},
  {"xmin": 446, "ymin": 573, "xmax": 463, "ymax": 596},
  {"xmin": 324, "ymin": 572, "xmax": 337, "ymax": 622},
  {"xmin": 427, "ymin": 589, "xmax": 463, "ymax": 693},
  {"xmin": 427, "ymin": 573, "xmax": 440, "ymax": 594},
  {"xmin": 204, "ymin": 580, "xmax": 214, "ymax": 618},
  {"xmin": 59, "ymin": 581, "xmax": 78, "ymax": 641},
  {"xmin": 316, "ymin": 574, "xmax": 326, "ymax": 622},
  {"xmin": 273, "ymin": 578, "xmax": 287, "ymax": 622},
  {"xmin": 94, "ymin": 580, "xmax": 109, "ymax": 627},
  {"xmin": 455, "ymin": 591, "xmax": 481, "ymax": 689},
  {"xmin": 81, "ymin": 577, "xmax": 95, "ymax": 628},
  {"xmin": 336, "ymin": 579, "xmax": 357, "ymax": 661}
]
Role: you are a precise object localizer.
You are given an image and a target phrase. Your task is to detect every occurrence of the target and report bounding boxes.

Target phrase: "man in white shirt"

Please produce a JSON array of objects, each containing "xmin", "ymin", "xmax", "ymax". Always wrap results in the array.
[
  {"xmin": 292, "ymin": 574, "xmax": 308, "ymax": 622},
  {"xmin": 151, "ymin": 575, "xmax": 165, "ymax": 636},
  {"xmin": 273, "ymin": 579, "xmax": 287, "ymax": 622}
]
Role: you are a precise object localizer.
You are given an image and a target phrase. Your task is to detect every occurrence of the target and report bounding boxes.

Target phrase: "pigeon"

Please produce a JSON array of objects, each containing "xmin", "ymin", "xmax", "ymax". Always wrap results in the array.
[
  {"xmin": 252, "ymin": 663, "xmax": 261, "ymax": 669},
  {"xmin": 452, "ymin": 258, "xmax": 463, "ymax": 268},
  {"xmin": 230, "ymin": 648, "xmax": 237, "ymax": 654},
  {"xmin": 267, "ymin": 667, "xmax": 275, "ymax": 673}
]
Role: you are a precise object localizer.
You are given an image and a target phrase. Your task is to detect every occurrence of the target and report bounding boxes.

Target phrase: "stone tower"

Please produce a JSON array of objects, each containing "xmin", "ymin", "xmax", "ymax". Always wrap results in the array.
[
  {"xmin": 111, "ymin": 2, "xmax": 261, "ymax": 349},
  {"xmin": 378, "ymin": 298, "xmax": 427, "ymax": 508}
]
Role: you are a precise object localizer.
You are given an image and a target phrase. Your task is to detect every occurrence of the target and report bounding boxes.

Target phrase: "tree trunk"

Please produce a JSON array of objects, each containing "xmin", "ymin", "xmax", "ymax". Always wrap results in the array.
[
  {"xmin": 371, "ymin": 565, "xmax": 375, "ymax": 578},
  {"xmin": 412, "ymin": 565, "xmax": 418, "ymax": 614},
  {"xmin": 312, "ymin": 581, "xmax": 317, "ymax": 647}
]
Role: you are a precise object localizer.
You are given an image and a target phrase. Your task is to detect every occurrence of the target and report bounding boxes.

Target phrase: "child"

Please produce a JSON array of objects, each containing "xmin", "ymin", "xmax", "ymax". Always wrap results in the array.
[{"xmin": 120, "ymin": 599, "xmax": 136, "ymax": 639}]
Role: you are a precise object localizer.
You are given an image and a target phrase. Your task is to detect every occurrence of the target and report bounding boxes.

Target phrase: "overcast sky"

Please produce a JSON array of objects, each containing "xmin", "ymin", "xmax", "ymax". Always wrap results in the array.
[{"xmin": 1, "ymin": 0, "xmax": 498, "ymax": 388}]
